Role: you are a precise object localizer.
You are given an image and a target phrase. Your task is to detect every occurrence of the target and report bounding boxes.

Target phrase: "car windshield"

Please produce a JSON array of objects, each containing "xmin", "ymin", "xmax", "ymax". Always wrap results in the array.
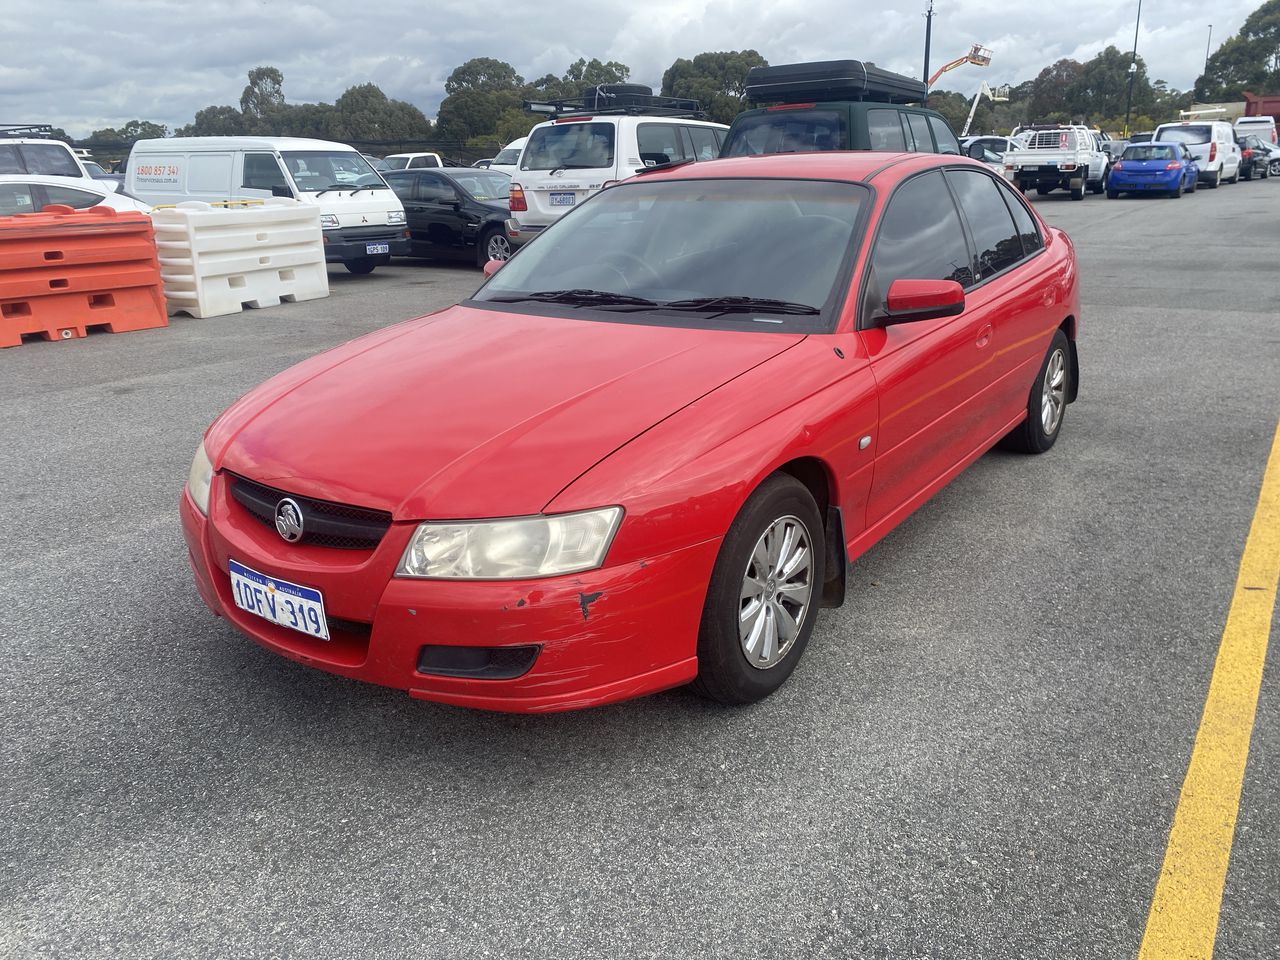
[
  {"xmin": 1157, "ymin": 126, "xmax": 1212, "ymax": 145},
  {"xmin": 1122, "ymin": 145, "xmax": 1177, "ymax": 161},
  {"xmin": 383, "ymin": 156, "xmax": 410, "ymax": 170},
  {"xmin": 522, "ymin": 123, "xmax": 616, "ymax": 171},
  {"xmin": 451, "ymin": 171, "xmax": 510, "ymax": 201},
  {"xmin": 493, "ymin": 147, "xmax": 522, "ymax": 165},
  {"xmin": 721, "ymin": 110, "xmax": 850, "ymax": 156},
  {"xmin": 281, "ymin": 151, "xmax": 386, "ymax": 190},
  {"xmin": 471, "ymin": 177, "xmax": 867, "ymax": 332}
]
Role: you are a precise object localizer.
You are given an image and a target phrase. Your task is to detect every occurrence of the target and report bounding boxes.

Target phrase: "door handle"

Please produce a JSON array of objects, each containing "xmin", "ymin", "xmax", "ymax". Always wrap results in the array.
[{"xmin": 976, "ymin": 324, "xmax": 993, "ymax": 348}]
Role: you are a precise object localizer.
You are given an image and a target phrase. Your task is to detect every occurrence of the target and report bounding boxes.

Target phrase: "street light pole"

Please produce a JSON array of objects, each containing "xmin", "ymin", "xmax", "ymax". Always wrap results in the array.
[
  {"xmin": 1122, "ymin": 0, "xmax": 1143, "ymax": 136},
  {"xmin": 923, "ymin": 1, "xmax": 935, "ymax": 91},
  {"xmin": 1202, "ymin": 24, "xmax": 1213, "ymax": 92}
]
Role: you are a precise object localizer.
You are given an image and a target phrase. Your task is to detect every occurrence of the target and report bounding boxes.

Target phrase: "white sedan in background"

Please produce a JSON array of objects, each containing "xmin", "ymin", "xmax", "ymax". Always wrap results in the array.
[{"xmin": 0, "ymin": 175, "xmax": 152, "ymax": 216}]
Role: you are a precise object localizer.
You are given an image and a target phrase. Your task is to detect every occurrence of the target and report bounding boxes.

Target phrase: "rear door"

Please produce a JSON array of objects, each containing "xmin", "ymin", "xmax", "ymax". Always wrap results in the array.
[
  {"xmin": 416, "ymin": 172, "xmax": 467, "ymax": 256},
  {"xmin": 388, "ymin": 174, "xmax": 427, "ymax": 254},
  {"xmin": 516, "ymin": 120, "xmax": 618, "ymax": 226}
]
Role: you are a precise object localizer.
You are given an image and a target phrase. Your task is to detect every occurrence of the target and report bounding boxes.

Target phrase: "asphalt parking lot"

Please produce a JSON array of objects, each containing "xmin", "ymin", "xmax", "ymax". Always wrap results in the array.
[{"xmin": 3, "ymin": 179, "xmax": 1278, "ymax": 960}]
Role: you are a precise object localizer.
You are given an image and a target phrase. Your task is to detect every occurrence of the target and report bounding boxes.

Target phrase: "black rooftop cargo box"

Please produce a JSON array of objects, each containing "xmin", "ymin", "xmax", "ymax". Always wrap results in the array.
[{"xmin": 744, "ymin": 60, "xmax": 928, "ymax": 105}]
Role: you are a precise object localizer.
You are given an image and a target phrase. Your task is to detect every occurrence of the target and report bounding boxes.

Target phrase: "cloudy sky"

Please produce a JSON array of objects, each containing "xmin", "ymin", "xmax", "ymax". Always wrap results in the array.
[{"xmin": 3, "ymin": 0, "xmax": 1262, "ymax": 136}]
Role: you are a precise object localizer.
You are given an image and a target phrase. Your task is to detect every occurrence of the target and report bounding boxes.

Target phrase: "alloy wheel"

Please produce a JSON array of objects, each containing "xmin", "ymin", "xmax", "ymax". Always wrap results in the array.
[
  {"xmin": 1041, "ymin": 348, "xmax": 1067, "ymax": 435},
  {"xmin": 739, "ymin": 515, "xmax": 814, "ymax": 670},
  {"xmin": 487, "ymin": 233, "xmax": 512, "ymax": 261}
]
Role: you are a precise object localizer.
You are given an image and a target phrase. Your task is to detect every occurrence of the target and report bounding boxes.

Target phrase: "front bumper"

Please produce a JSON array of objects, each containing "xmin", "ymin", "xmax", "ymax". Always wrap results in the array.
[
  {"xmin": 180, "ymin": 482, "xmax": 717, "ymax": 713},
  {"xmin": 323, "ymin": 225, "xmax": 412, "ymax": 263}
]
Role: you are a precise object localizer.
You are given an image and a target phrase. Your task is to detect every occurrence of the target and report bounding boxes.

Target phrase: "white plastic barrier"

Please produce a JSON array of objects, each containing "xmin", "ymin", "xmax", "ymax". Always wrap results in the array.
[{"xmin": 150, "ymin": 199, "xmax": 328, "ymax": 318}]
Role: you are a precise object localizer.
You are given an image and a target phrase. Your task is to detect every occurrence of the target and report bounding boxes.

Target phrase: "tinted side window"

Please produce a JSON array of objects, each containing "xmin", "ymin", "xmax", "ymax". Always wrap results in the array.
[
  {"xmin": 905, "ymin": 113, "xmax": 932, "ymax": 152},
  {"xmin": 867, "ymin": 109, "xmax": 907, "ymax": 151},
  {"xmin": 946, "ymin": 170, "xmax": 1022, "ymax": 278},
  {"xmin": 19, "ymin": 143, "xmax": 81, "ymax": 176},
  {"xmin": 0, "ymin": 182, "xmax": 36, "ymax": 214},
  {"xmin": 242, "ymin": 153, "xmax": 287, "ymax": 190},
  {"xmin": 929, "ymin": 117, "xmax": 961, "ymax": 154},
  {"xmin": 685, "ymin": 126, "xmax": 718, "ymax": 161},
  {"xmin": 387, "ymin": 176, "xmax": 416, "ymax": 202},
  {"xmin": 637, "ymin": 124, "xmax": 686, "ymax": 166},
  {"xmin": 42, "ymin": 185, "xmax": 104, "ymax": 209},
  {"xmin": 998, "ymin": 182, "xmax": 1044, "ymax": 256},
  {"xmin": 868, "ymin": 170, "xmax": 974, "ymax": 314},
  {"xmin": 418, "ymin": 174, "xmax": 453, "ymax": 201},
  {"xmin": 0, "ymin": 145, "xmax": 24, "ymax": 174}
]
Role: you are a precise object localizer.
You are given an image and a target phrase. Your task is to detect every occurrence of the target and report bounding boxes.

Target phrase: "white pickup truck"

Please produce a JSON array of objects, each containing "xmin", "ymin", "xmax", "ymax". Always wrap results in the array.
[{"xmin": 1008, "ymin": 125, "xmax": 1109, "ymax": 200}]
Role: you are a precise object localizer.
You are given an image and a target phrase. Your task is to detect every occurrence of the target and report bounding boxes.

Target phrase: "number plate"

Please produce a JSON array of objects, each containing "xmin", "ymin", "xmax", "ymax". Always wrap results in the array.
[
  {"xmin": 366, "ymin": 242, "xmax": 390, "ymax": 255},
  {"xmin": 228, "ymin": 559, "xmax": 330, "ymax": 640},
  {"xmin": 549, "ymin": 192, "xmax": 576, "ymax": 207}
]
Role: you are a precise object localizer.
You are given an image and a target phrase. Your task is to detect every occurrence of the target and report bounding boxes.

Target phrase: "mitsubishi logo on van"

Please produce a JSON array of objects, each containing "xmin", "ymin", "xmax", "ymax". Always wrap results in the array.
[{"xmin": 361, "ymin": 215, "xmax": 369, "ymax": 223}]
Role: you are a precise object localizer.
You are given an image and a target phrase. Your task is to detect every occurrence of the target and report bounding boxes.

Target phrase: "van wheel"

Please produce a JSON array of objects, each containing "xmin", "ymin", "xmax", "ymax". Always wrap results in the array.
[
  {"xmin": 690, "ymin": 474, "xmax": 825, "ymax": 705},
  {"xmin": 1226, "ymin": 166, "xmax": 1239, "ymax": 184},
  {"xmin": 345, "ymin": 259, "xmax": 378, "ymax": 275},
  {"xmin": 1206, "ymin": 169, "xmax": 1221, "ymax": 189}
]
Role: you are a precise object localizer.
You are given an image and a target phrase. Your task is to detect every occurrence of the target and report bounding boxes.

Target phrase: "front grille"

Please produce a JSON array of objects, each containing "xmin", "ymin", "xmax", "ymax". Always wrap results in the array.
[
  {"xmin": 229, "ymin": 474, "xmax": 392, "ymax": 551},
  {"xmin": 336, "ymin": 225, "xmax": 404, "ymax": 242}
]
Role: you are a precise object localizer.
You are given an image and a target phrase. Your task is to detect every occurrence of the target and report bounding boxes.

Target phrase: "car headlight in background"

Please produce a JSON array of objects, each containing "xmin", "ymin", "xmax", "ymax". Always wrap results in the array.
[
  {"xmin": 319, "ymin": 214, "xmax": 340, "ymax": 229},
  {"xmin": 396, "ymin": 507, "xmax": 623, "ymax": 580},
  {"xmin": 187, "ymin": 442, "xmax": 213, "ymax": 515},
  {"xmin": 387, "ymin": 211, "xmax": 406, "ymax": 225}
]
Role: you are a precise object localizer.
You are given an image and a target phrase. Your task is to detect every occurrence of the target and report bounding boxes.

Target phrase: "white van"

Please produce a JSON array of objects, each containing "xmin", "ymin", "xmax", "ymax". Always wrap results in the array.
[
  {"xmin": 126, "ymin": 137, "xmax": 409, "ymax": 274},
  {"xmin": 1151, "ymin": 120, "xmax": 1241, "ymax": 188},
  {"xmin": 1234, "ymin": 115, "xmax": 1277, "ymax": 145},
  {"xmin": 508, "ymin": 113, "xmax": 728, "ymax": 247},
  {"xmin": 488, "ymin": 137, "xmax": 527, "ymax": 179}
]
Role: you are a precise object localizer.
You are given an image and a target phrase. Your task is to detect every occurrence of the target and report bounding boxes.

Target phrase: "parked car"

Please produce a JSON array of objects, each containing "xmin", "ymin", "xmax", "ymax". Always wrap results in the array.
[
  {"xmin": 1236, "ymin": 135, "xmax": 1272, "ymax": 180},
  {"xmin": 960, "ymin": 136, "xmax": 1022, "ymax": 157},
  {"xmin": 472, "ymin": 158, "xmax": 493, "ymax": 168},
  {"xmin": 384, "ymin": 168, "xmax": 512, "ymax": 266},
  {"xmin": 508, "ymin": 88, "xmax": 727, "ymax": 248},
  {"xmin": 1105, "ymin": 142, "xmax": 1199, "ymax": 198},
  {"xmin": 80, "ymin": 159, "xmax": 125, "ymax": 191},
  {"xmin": 1152, "ymin": 120, "xmax": 1241, "ymax": 188},
  {"xmin": 0, "ymin": 133, "xmax": 97, "ymax": 182},
  {"xmin": 0, "ymin": 174, "xmax": 152, "ymax": 215},
  {"xmin": 720, "ymin": 60, "xmax": 960, "ymax": 158},
  {"xmin": 181, "ymin": 151, "xmax": 1080, "ymax": 713},
  {"xmin": 383, "ymin": 152, "xmax": 444, "ymax": 170},
  {"xmin": 126, "ymin": 136, "xmax": 409, "ymax": 275},
  {"xmin": 488, "ymin": 137, "xmax": 527, "ymax": 179},
  {"xmin": 1250, "ymin": 137, "xmax": 1280, "ymax": 176},
  {"xmin": 1007, "ymin": 125, "xmax": 1109, "ymax": 199}
]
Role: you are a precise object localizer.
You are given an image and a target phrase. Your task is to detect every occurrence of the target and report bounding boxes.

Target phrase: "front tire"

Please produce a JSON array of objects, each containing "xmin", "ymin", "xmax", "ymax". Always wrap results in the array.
[
  {"xmin": 477, "ymin": 227, "xmax": 511, "ymax": 268},
  {"xmin": 690, "ymin": 474, "xmax": 825, "ymax": 705},
  {"xmin": 1000, "ymin": 330, "xmax": 1071, "ymax": 455}
]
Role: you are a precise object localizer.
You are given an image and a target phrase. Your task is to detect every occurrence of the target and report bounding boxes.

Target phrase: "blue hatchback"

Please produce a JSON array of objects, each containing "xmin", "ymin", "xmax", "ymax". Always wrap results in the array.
[{"xmin": 1107, "ymin": 142, "xmax": 1200, "ymax": 198}]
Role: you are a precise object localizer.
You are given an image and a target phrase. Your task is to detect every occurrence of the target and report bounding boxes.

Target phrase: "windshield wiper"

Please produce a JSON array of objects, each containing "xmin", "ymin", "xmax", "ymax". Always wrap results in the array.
[
  {"xmin": 314, "ymin": 184, "xmax": 352, "ymax": 197},
  {"xmin": 661, "ymin": 296, "xmax": 820, "ymax": 315},
  {"xmin": 487, "ymin": 289, "xmax": 659, "ymax": 308},
  {"xmin": 352, "ymin": 183, "xmax": 386, "ymax": 193}
]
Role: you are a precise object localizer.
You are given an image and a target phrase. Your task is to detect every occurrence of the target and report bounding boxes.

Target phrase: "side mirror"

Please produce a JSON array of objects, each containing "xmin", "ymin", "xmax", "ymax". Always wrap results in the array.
[
  {"xmin": 483, "ymin": 259, "xmax": 504, "ymax": 278},
  {"xmin": 880, "ymin": 279, "xmax": 965, "ymax": 325},
  {"xmin": 966, "ymin": 142, "xmax": 986, "ymax": 160}
]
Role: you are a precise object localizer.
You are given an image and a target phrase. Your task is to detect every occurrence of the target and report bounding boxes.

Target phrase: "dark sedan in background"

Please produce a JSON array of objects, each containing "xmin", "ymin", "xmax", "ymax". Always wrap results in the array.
[{"xmin": 384, "ymin": 168, "xmax": 512, "ymax": 267}]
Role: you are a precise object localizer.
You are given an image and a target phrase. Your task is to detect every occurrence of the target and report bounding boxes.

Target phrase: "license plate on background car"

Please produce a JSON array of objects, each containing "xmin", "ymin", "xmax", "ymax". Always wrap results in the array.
[
  {"xmin": 228, "ymin": 559, "xmax": 330, "ymax": 640},
  {"xmin": 366, "ymin": 242, "xmax": 390, "ymax": 255},
  {"xmin": 549, "ymin": 192, "xmax": 576, "ymax": 207}
]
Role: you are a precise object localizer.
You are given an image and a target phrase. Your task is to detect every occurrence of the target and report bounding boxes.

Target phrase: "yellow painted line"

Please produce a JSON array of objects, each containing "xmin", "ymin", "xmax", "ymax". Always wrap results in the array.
[{"xmin": 1138, "ymin": 419, "xmax": 1280, "ymax": 960}]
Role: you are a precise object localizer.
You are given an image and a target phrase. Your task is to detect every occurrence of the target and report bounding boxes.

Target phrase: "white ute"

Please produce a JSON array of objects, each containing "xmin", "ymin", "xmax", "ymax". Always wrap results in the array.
[{"xmin": 1008, "ymin": 124, "xmax": 1109, "ymax": 200}]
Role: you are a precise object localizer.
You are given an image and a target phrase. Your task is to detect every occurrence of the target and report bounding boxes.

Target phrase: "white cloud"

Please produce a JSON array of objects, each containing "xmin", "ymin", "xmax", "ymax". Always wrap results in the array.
[{"xmin": 2, "ymin": 0, "xmax": 1261, "ymax": 136}]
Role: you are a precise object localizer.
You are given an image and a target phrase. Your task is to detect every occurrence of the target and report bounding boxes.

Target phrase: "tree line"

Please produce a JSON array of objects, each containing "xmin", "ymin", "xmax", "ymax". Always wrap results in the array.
[{"xmin": 69, "ymin": 0, "xmax": 1278, "ymax": 157}]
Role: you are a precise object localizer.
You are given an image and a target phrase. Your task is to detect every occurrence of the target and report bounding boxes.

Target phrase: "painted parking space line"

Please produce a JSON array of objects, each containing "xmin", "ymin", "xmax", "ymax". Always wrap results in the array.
[{"xmin": 1138, "ymin": 420, "xmax": 1280, "ymax": 960}]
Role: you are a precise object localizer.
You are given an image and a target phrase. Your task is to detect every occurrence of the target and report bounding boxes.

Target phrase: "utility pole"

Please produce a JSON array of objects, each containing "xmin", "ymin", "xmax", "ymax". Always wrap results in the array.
[
  {"xmin": 1202, "ymin": 24, "xmax": 1213, "ymax": 94},
  {"xmin": 1122, "ymin": 0, "xmax": 1143, "ymax": 136},
  {"xmin": 923, "ymin": 1, "xmax": 935, "ymax": 90}
]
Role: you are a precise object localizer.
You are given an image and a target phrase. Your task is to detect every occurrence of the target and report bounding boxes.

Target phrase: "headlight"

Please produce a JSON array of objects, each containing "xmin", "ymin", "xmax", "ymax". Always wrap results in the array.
[
  {"xmin": 387, "ymin": 210, "xmax": 406, "ymax": 225},
  {"xmin": 396, "ymin": 507, "xmax": 623, "ymax": 580},
  {"xmin": 319, "ymin": 214, "xmax": 339, "ymax": 229},
  {"xmin": 187, "ymin": 441, "xmax": 213, "ymax": 515}
]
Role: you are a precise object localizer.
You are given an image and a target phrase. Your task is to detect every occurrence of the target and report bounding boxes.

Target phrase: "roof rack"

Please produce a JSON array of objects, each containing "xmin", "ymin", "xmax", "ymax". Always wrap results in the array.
[
  {"xmin": 744, "ymin": 60, "xmax": 928, "ymax": 106},
  {"xmin": 524, "ymin": 85, "xmax": 707, "ymax": 120},
  {"xmin": 1, "ymin": 123, "xmax": 57, "ymax": 139}
]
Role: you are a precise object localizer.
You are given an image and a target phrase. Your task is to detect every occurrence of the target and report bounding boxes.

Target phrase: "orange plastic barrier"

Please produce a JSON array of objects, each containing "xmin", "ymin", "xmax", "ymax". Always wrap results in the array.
[{"xmin": 0, "ymin": 205, "xmax": 167, "ymax": 348}]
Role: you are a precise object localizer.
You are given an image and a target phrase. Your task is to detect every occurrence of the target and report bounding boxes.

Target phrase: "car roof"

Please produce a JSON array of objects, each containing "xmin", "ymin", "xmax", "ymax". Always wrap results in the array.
[
  {"xmin": 628, "ymin": 151, "xmax": 985, "ymax": 185},
  {"xmin": 0, "ymin": 173, "xmax": 109, "ymax": 193}
]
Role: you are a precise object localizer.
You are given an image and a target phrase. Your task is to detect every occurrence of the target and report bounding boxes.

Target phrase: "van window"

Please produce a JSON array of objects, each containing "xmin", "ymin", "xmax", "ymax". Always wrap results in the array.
[
  {"xmin": 867, "ymin": 109, "xmax": 908, "ymax": 151},
  {"xmin": 19, "ymin": 143, "xmax": 80, "ymax": 177},
  {"xmin": 721, "ymin": 109, "xmax": 848, "ymax": 156},
  {"xmin": 905, "ymin": 113, "xmax": 933, "ymax": 152},
  {"xmin": 280, "ymin": 151, "xmax": 382, "ymax": 191},
  {"xmin": 1157, "ymin": 125, "xmax": 1212, "ymax": 145},
  {"xmin": 638, "ymin": 124, "xmax": 686, "ymax": 166},
  {"xmin": 522, "ymin": 122, "xmax": 616, "ymax": 171},
  {"xmin": 685, "ymin": 126, "xmax": 718, "ymax": 161},
  {"xmin": 242, "ymin": 153, "xmax": 288, "ymax": 191},
  {"xmin": 42, "ymin": 185, "xmax": 104, "ymax": 210},
  {"xmin": 187, "ymin": 154, "xmax": 233, "ymax": 195},
  {"xmin": 929, "ymin": 117, "xmax": 961, "ymax": 154}
]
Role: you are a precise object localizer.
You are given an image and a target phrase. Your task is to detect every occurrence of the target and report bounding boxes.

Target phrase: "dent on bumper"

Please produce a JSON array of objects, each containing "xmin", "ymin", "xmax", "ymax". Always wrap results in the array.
[{"xmin": 180, "ymin": 491, "xmax": 717, "ymax": 713}]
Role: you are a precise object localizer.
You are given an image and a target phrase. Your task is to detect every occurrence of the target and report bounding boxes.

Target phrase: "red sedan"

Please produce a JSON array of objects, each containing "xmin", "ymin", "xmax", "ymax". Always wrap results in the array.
[{"xmin": 182, "ymin": 151, "xmax": 1079, "ymax": 713}]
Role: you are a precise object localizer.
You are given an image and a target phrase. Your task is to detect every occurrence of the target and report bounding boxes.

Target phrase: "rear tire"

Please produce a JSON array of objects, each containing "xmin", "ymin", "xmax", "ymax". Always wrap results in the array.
[
  {"xmin": 690, "ymin": 474, "xmax": 825, "ymax": 705},
  {"xmin": 1106, "ymin": 189, "xmax": 1119, "ymax": 199},
  {"xmin": 1000, "ymin": 330, "xmax": 1071, "ymax": 455},
  {"xmin": 477, "ymin": 227, "xmax": 511, "ymax": 268},
  {"xmin": 345, "ymin": 259, "xmax": 378, "ymax": 275},
  {"xmin": 1069, "ymin": 180, "xmax": 1085, "ymax": 200},
  {"xmin": 1207, "ymin": 169, "xmax": 1221, "ymax": 189},
  {"xmin": 1171, "ymin": 181, "xmax": 1183, "ymax": 198},
  {"xmin": 1241, "ymin": 166, "xmax": 1252, "ymax": 181}
]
